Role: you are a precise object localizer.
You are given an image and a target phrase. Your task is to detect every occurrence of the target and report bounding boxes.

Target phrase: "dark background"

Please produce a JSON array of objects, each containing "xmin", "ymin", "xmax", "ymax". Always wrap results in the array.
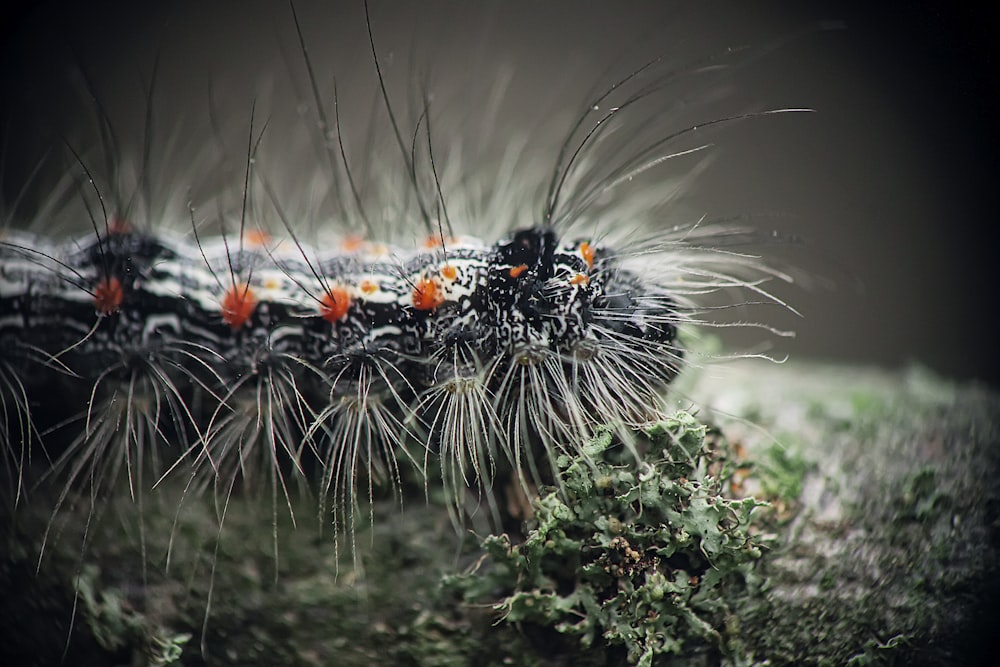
[{"xmin": 2, "ymin": 0, "xmax": 998, "ymax": 386}]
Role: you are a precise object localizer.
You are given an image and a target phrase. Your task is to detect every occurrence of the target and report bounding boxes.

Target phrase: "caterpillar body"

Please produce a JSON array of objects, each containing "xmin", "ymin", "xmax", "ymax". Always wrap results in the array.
[
  {"xmin": 0, "ymin": 2, "xmax": 798, "ymax": 570},
  {"xmin": 1, "ymin": 216, "xmax": 692, "ymax": 520}
]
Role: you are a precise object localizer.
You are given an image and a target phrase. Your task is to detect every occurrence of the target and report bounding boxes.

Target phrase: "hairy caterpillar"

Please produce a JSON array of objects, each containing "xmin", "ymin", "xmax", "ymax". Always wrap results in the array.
[{"xmin": 1, "ymin": 0, "xmax": 801, "ymax": 597}]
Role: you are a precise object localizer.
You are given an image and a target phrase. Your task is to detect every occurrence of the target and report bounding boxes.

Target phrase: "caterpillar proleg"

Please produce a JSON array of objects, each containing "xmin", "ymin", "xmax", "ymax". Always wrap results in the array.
[{"xmin": 1, "ymin": 0, "xmax": 802, "ymax": 596}]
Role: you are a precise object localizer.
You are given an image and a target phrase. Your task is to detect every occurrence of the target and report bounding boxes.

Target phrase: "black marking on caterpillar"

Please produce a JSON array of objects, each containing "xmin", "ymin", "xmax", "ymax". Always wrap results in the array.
[{"xmin": 0, "ymin": 2, "xmax": 805, "ymax": 648}]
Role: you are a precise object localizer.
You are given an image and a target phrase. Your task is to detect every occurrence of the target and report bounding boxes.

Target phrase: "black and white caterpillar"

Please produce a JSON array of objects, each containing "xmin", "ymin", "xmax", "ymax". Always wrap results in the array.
[
  {"xmin": 0, "ymin": 1, "xmax": 799, "ymax": 549},
  {"xmin": 0, "ymin": 217, "xmax": 706, "ymax": 523}
]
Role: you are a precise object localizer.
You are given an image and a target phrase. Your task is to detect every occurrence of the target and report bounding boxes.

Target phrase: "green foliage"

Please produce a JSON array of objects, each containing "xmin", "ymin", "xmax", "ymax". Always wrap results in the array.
[{"xmin": 451, "ymin": 411, "xmax": 766, "ymax": 665}]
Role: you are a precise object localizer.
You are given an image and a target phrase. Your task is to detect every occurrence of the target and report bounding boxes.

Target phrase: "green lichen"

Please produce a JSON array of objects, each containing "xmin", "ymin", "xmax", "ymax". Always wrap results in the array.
[
  {"xmin": 756, "ymin": 443, "xmax": 811, "ymax": 503},
  {"xmin": 450, "ymin": 411, "xmax": 765, "ymax": 666},
  {"xmin": 74, "ymin": 564, "xmax": 190, "ymax": 666}
]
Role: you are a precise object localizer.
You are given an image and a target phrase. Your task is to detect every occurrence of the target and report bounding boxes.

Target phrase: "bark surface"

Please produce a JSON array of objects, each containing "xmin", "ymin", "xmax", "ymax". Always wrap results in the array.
[{"xmin": 2, "ymin": 361, "xmax": 997, "ymax": 665}]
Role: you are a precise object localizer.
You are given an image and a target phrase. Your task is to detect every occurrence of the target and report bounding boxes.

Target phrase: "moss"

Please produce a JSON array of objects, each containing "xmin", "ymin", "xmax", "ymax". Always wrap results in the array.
[
  {"xmin": 898, "ymin": 468, "xmax": 951, "ymax": 522},
  {"xmin": 449, "ymin": 412, "xmax": 765, "ymax": 665}
]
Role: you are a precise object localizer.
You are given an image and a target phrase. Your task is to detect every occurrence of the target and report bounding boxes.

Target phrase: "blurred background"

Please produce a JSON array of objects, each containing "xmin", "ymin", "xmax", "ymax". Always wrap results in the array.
[{"xmin": 1, "ymin": 0, "xmax": 998, "ymax": 387}]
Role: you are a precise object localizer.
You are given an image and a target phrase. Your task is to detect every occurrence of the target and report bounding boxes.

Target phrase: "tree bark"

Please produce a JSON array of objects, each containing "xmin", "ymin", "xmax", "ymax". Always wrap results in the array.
[{"xmin": 2, "ymin": 361, "xmax": 997, "ymax": 666}]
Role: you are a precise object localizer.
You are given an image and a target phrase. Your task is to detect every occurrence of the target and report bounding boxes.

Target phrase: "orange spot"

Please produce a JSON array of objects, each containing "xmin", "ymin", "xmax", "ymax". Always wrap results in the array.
[
  {"xmin": 359, "ymin": 279, "xmax": 379, "ymax": 295},
  {"xmin": 733, "ymin": 442, "xmax": 747, "ymax": 461},
  {"xmin": 570, "ymin": 273, "xmax": 589, "ymax": 286},
  {"xmin": 579, "ymin": 241, "xmax": 594, "ymax": 269},
  {"xmin": 412, "ymin": 277, "xmax": 444, "ymax": 311},
  {"xmin": 341, "ymin": 235, "xmax": 365, "ymax": 252},
  {"xmin": 244, "ymin": 229, "xmax": 271, "ymax": 247},
  {"xmin": 221, "ymin": 283, "xmax": 257, "ymax": 330},
  {"xmin": 320, "ymin": 286, "xmax": 351, "ymax": 322},
  {"xmin": 509, "ymin": 264, "xmax": 528, "ymax": 279},
  {"xmin": 108, "ymin": 217, "xmax": 133, "ymax": 235},
  {"xmin": 93, "ymin": 276, "xmax": 124, "ymax": 314},
  {"xmin": 440, "ymin": 264, "xmax": 457, "ymax": 281},
  {"xmin": 422, "ymin": 234, "xmax": 457, "ymax": 249}
]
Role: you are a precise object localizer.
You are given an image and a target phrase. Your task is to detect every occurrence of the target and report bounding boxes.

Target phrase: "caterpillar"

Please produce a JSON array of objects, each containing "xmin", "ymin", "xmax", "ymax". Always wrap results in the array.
[{"xmin": 0, "ymin": 1, "xmax": 800, "ymax": 567}]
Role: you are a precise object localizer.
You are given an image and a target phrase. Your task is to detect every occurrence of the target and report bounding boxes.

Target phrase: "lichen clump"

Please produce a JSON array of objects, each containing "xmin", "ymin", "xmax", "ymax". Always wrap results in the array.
[{"xmin": 452, "ymin": 411, "xmax": 765, "ymax": 665}]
